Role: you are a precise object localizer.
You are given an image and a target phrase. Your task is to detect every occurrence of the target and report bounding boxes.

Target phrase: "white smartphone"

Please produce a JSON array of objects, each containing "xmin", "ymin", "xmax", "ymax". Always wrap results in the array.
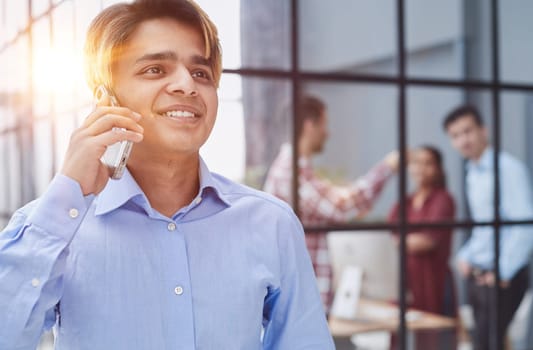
[{"xmin": 95, "ymin": 85, "xmax": 133, "ymax": 180}]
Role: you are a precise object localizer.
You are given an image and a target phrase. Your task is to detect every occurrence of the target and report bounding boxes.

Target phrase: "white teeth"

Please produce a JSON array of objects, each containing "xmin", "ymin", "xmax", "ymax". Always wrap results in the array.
[{"xmin": 164, "ymin": 110, "xmax": 196, "ymax": 118}]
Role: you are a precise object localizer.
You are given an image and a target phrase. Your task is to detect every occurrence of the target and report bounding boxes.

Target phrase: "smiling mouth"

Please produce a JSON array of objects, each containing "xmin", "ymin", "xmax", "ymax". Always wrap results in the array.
[{"xmin": 162, "ymin": 110, "xmax": 197, "ymax": 119}]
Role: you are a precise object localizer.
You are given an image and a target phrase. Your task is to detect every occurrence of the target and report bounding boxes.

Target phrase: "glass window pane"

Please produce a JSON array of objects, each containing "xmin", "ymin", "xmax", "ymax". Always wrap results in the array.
[
  {"xmin": 407, "ymin": 86, "xmax": 464, "ymax": 216},
  {"xmin": 240, "ymin": 0, "xmax": 291, "ymax": 71},
  {"xmin": 0, "ymin": 47, "xmax": 10, "ymax": 129},
  {"xmin": 501, "ymin": 91, "xmax": 533, "ymax": 166},
  {"xmin": 32, "ymin": 0, "xmax": 50, "ymax": 18},
  {"xmin": 0, "ymin": 0, "xmax": 6, "ymax": 46},
  {"xmin": 500, "ymin": 2, "xmax": 533, "ymax": 84},
  {"xmin": 200, "ymin": 73, "xmax": 245, "ymax": 182},
  {"xmin": 406, "ymin": 0, "xmax": 465, "ymax": 80},
  {"xmin": 240, "ymin": 77, "xmax": 292, "ymax": 189},
  {"xmin": 5, "ymin": 0, "xmax": 28, "ymax": 41},
  {"xmin": 6, "ymin": 132, "xmax": 21, "ymax": 210},
  {"xmin": 463, "ymin": 1, "xmax": 494, "ymax": 82},
  {"xmin": 73, "ymin": 1, "xmax": 101, "ymax": 106},
  {"xmin": 33, "ymin": 119, "xmax": 54, "ymax": 195},
  {"xmin": 196, "ymin": 0, "xmax": 241, "ymax": 70},
  {"xmin": 303, "ymin": 81, "xmax": 398, "ymax": 220},
  {"xmin": 51, "ymin": 1, "xmax": 79, "ymax": 113},
  {"xmin": 11, "ymin": 36, "xmax": 30, "ymax": 98},
  {"xmin": 74, "ymin": 0, "xmax": 102, "ymax": 53},
  {"xmin": 5, "ymin": 37, "xmax": 30, "ymax": 129},
  {"xmin": 501, "ymin": 91, "xmax": 533, "ymax": 213},
  {"xmin": 0, "ymin": 134, "xmax": 9, "ymax": 214},
  {"xmin": 299, "ymin": 0, "xmax": 397, "ymax": 76},
  {"xmin": 32, "ymin": 17, "xmax": 52, "ymax": 120}
]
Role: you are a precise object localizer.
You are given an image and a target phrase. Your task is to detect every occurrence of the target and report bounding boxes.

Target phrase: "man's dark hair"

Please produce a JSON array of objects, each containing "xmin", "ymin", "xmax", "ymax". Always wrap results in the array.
[
  {"xmin": 442, "ymin": 105, "xmax": 484, "ymax": 131},
  {"xmin": 295, "ymin": 95, "xmax": 326, "ymax": 140}
]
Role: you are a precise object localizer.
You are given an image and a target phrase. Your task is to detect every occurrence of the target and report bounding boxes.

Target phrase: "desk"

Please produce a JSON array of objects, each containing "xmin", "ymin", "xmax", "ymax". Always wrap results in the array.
[{"xmin": 329, "ymin": 299, "xmax": 457, "ymax": 337}]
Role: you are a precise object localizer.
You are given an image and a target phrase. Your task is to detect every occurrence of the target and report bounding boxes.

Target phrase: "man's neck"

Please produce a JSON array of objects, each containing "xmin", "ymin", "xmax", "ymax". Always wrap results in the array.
[
  {"xmin": 298, "ymin": 138, "xmax": 314, "ymax": 158},
  {"xmin": 470, "ymin": 144, "xmax": 489, "ymax": 163},
  {"xmin": 128, "ymin": 152, "xmax": 200, "ymax": 218}
]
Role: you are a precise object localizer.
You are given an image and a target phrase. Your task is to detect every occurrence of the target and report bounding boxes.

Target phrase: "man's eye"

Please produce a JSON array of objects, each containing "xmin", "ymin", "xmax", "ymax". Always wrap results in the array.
[
  {"xmin": 191, "ymin": 70, "xmax": 212, "ymax": 81},
  {"xmin": 143, "ymin": 66, "xmax": 164, "ymax": 75}
]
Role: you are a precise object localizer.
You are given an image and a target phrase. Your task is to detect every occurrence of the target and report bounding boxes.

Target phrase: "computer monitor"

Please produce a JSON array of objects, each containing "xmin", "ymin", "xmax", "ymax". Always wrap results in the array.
[{"xmin": 328, "ymin": 230, "xmax": 398, "ymax": 301}]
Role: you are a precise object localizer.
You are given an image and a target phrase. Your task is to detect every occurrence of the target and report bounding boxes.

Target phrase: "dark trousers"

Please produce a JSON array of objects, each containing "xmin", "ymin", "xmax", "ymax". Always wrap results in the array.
[{"xmin": 467, "ymin": 266, "xmax": 529, "ymax": 350}]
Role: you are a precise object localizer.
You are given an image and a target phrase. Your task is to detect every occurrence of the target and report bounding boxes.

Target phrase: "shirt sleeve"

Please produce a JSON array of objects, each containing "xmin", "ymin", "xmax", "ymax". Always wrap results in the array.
[
  {"xmin": 499, "ymin": 161, "xmax": 533, "ymax": 280},
  {"xmin": 351, "ymin": 161, "xmax": 393, "ymax": 206},
  {"xmin": 0, "ymin": 175, "xmax": 94, "ymax": 349},
  {"xmin": 262, "ymin": 212, "xmax": 335, "ymax": 349},
  {"xmin": 299, "ymin": 173, "xmax": 359, "ymax": 223},
  {"xmin": 299, "ymin": 161, "xmax": 393, "ymax": 224}
]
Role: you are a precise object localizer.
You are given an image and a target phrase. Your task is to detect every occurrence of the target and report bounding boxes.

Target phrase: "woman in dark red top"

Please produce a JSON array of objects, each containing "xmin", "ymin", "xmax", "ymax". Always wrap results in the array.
[{"xmin": 388, "ymin": 146, "xmax": 457, "ymax": 348}]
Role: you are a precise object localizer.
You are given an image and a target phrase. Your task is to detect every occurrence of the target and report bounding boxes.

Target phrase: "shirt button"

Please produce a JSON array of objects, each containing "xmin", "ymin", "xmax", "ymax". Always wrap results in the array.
[
  {"xmin": 174, "ymin": 286, "xmax": 184, "ymax": 295},
  {"xmin": 31, "ymin": 278, "xmax": 40, "ymax": 287},
  {"xmin": 167, "ymin": 222, "xmax": 176, "ymax": 231},
  {"xmin": 195, "ymin": 197, "xmax": 202, "ymax": 205},
  {"xmin": 69, "ymin": 208, "xmax": 79, "ymax": 218}
]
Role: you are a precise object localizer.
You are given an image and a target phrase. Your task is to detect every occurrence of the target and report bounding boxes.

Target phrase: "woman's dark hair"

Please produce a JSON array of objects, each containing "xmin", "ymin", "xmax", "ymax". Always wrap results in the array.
[{"xmin": 418, "ymin": 145, "xmax": 446, "ymax": 188}]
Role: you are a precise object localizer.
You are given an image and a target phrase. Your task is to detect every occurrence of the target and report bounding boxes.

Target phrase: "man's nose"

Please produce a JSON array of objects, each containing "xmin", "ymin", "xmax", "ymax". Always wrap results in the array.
[{"xmin": 166, "ymin": 66, "xmax": 198, "ymax": 97}]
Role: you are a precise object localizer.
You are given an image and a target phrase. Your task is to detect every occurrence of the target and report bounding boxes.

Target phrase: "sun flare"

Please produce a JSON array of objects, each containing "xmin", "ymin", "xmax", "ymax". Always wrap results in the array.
[{"xmin": 32, "ymin": 46, "xmax": 84, "ymax": 95}]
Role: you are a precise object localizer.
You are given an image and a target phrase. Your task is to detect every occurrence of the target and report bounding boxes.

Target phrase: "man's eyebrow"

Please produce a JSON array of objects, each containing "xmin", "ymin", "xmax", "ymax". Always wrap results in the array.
[
  {"xmin": 135, "ymin": 51, "xmax": 178, "ymax": 63},
  {"xmin": 134, "ymin": 51, "xmax": 211, "ymax": 67},
  {"xmin": 191, "ymin": 55, "xmax": 211, "ymax": 67}
]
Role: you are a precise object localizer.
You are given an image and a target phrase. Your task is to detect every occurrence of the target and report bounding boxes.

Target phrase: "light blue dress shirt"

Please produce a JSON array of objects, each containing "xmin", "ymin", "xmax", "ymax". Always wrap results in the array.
[
  {"xmin": 458, "ymin": 147, "xmax": 533, "ymax": 280},
  {"xmin": 0, "ymin": 158, "xmax": 334, "ymax": 350}
]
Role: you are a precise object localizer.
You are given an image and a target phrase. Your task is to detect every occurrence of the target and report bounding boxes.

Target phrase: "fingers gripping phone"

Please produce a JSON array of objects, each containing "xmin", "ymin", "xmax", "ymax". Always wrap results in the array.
[{"xmin": 95, "ymin": 85, "xmax": 133, "ymax": 180}]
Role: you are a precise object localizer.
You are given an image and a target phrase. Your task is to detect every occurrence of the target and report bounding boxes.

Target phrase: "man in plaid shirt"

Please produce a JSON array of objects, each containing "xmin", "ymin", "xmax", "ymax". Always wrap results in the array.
[{"xmin": 264, "ymin": 95, "xmax": 398, "ymax": 313}]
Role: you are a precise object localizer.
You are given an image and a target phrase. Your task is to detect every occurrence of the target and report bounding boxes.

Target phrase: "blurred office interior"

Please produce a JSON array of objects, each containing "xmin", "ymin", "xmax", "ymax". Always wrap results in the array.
[{"xmin": 2, "ymin": 0, "xmax": 533, "ymax": 349}]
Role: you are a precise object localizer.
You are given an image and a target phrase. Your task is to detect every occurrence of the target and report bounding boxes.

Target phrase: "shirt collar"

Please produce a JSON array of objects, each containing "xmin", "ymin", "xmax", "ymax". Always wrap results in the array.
[
  {"xmin": 95, "ymin": 157, "xmax": 230, "ymax": 217},
  {"xmin": 467, "ymin": 147, "xmax": 493, "ymax": 171}
]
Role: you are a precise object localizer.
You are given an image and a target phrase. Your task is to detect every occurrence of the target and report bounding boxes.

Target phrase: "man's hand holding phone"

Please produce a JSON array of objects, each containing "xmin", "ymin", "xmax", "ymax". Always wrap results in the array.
[{"xmin": 60, "ymin": 91, "xmax": 144, "ymax": 196}]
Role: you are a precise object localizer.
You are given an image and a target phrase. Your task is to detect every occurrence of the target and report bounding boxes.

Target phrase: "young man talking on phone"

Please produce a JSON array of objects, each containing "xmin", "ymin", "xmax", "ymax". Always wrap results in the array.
[{"xmin": 0, "ymin": 1, "xmax": 334, "ymax": 349}]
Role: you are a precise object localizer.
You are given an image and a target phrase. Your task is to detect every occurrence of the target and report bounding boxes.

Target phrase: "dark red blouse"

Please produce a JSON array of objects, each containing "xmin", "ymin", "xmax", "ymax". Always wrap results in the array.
[{"xmin": 388, "ymin": 188, "xmax": 456, "ymax": 315}]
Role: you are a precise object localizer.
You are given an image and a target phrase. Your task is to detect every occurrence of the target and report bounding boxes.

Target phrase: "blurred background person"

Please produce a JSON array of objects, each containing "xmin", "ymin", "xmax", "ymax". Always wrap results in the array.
[
  {"xmin": 388, "ymin": 145, "xmax": 457, "ymax": 349},
  {"xmin": 264, "ymin": 95, "xmax": 399, "ymax": 313},
  {"xmin": 444, "ymin": 105, "xmax": 533, "ymax": 350}
]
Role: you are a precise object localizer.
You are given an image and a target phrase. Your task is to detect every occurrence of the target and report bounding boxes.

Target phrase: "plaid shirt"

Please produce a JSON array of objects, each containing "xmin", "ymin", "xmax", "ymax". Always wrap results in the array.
[{"xmin": 264, "ymin": 143, "xmax": 393, "ymax": 312}]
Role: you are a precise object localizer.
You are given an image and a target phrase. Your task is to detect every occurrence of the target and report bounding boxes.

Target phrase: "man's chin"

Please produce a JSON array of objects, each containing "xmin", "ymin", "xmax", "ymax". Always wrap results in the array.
[{"xmin": 461, "ymin": 150, "xmax": 476, "ymax": 160}]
